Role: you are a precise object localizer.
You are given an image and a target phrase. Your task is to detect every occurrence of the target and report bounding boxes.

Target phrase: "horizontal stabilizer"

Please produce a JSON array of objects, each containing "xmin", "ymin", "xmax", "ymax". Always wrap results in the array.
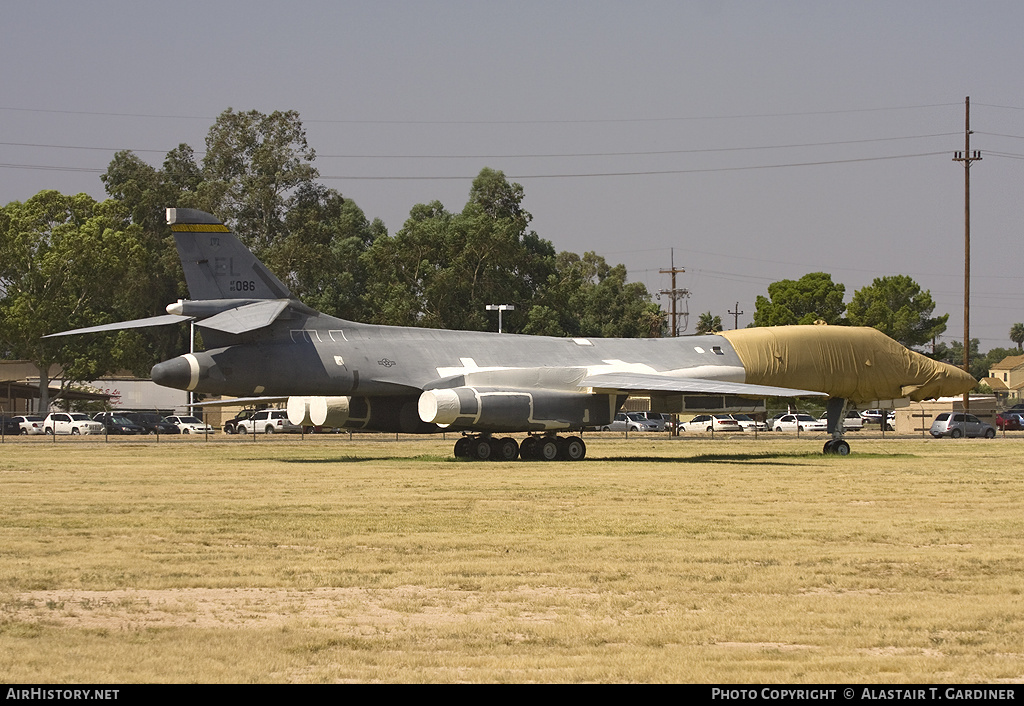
[
  {"xmin": 196, "ymin": 299, "xmax": 291, "ymax": 335},
  {"xmin": 43, "ymin": 314, "xmax": 191, "ymax": 338},
  {"xmin": 581, "ymin": 372, "xmax": 827, "ymax": 398}
]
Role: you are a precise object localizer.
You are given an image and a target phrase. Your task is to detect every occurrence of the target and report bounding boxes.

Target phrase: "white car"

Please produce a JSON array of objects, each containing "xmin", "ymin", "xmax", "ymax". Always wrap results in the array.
[
  {"xmin": 772, "ymin": 413, "xmax": 827, "ymax": 433},
  {"xmin": 729, "ymin": 414, "xmax": 767, "ymax": 432},
  {"xmin": 679, "ymin": 414, "xmax": 743, "ymax": 432},
  {"xmin": 12, "ymin": 415, "xmax": 46, "ymax": 435},
  {"xmin": 44, "ymin": 412, "xmax": 104, "ymax": 435},
  {"xmin": 165, "ymin": 415, "xmax": 214, "ymax": 434},
  {"xmin": 237, "ymin": 409, "xmax": 303, "ymax": 434}
]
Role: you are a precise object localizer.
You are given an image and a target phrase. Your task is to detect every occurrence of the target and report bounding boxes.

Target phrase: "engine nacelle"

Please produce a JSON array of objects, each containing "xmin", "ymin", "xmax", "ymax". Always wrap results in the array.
[
  {"xmin": 418, "ymin": 386, "xmax": 617, "ymax": 432},
  {"xmin": 288, "ymin": 395, "xmax": 438, "ymax": 434}
]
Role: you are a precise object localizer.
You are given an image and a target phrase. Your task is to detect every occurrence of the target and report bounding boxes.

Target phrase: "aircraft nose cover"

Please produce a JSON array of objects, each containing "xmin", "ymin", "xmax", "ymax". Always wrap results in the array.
[
  {"xmin": 719, "ymin": 326, "xmax": 976, "ymax": 403},
  {"xmin": 151, "ymin": 355, "xmax": 198, "ymax": 391}
]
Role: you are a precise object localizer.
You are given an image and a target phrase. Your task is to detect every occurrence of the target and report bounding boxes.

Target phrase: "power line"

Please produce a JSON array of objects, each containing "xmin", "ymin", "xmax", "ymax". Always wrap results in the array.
[
  {"xmin": 0, "ymin": 151, "xmax": 950, "ymax": 180},
  {"xmin": 0, "ymin": 102, "xmax": 962, "ymax": 125},
  {"xmin": 318, "ymin": 152, "xmax": 950, "ymax": 181},
  {"xmin": 0, "ymin": 132, "xmax": 959, "ymax": 161}
]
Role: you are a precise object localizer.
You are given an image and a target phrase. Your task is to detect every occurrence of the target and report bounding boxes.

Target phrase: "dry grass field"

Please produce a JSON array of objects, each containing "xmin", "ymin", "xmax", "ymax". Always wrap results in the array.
[{"xmin": 1, "ymin": 431, "xmax": 1022, "ymax": 683}]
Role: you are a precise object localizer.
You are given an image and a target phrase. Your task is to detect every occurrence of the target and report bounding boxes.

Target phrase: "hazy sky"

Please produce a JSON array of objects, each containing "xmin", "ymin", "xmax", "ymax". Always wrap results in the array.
[{"xmin": 3, "ymin": 1, "xmax": 1022, "ymax": 349}]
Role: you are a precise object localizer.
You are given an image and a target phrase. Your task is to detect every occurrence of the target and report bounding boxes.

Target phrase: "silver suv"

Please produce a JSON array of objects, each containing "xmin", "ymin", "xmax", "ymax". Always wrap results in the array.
[{"xmin": 929, "ymin": 413, "xmax": 995, "ymax": 439}]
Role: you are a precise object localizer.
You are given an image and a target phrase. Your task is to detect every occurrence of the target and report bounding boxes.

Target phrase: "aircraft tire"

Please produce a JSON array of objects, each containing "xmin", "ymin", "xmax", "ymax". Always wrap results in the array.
[
  {"xmin": 519, "ymin": 437, "xmax": 538, "ymax": 460},
  {"xmin": 495, "ymin": 437, "xmax": 519, "ymax": 461},
  {"xmin": 824, "ymin": 439, "xmax": 850, "ymax": 455},
  {"xmin": 563, "ymin": 436, "xmax": 586, "ymax": 461},
  {"xmin": 469, "ymin": 438, "xmax": 493, "ymax": 461},
  {"xmin": 454, "ymin": 437, "xmax": 471, "ymax": 458},
  {"xmin": 538, "ymin": 439, "xmax": 560, "ymax": 461}
]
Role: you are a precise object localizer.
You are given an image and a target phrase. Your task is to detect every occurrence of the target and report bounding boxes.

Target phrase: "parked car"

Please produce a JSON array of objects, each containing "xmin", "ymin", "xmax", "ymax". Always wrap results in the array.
[
  {"xmin": 11, "ymin": 415, "xmax": 46, "ymax": 435},
  {"xmin": 679, "ymin": 414, "xmax": 742, "ymax": 432},
  {"xmin": 223, "ymin": 409, "xmax": 258, "ymax": 434},
  {"xmin": 728, "ymin": 414, "xmax": 767, "ymax": 432},
  {"xmin": 996, "ymin": 412, "xmax": 1024, "ymax": 431},
  {"xmin": 772, "ymin": 413, "xmax": 828, "ymax": 433},
  {"xmin": 237, "ymin": 409, "xmax": 303, "ymax": 434},
  {"xmin": 930, "ymin": 413, "xmax": 996, "ymax": 439},
  {"xmin": 601, "ymin": 412, "xmax": 661, "ymax": 432},
  {"xmin": 92, "ymin": 412, "xmax": 145, "ymax": 435},
  {"xmin": 43, "ymin": 412, "xmax": 104, "ymax": 435},
  {"xmin": 633, "ymin": 411, "xmax": 671, "ymax": 431},
  {"xmin": 120, "ymin": 412, "xmax": 180, "ymax": 435},
  {"xmin": 164, "ymin": 415, "xmax": 214, "ymax": 434},
  {"xmin": 861, "ymin": 409, "xmax": 895, "ymax": 431},
  {"xmin": 817, "ymin": 410, "xmax": 865, "ymax": 431},
  {"xmin": 0, "ymin": 416, "xmax": 21, "ymax": 436}
]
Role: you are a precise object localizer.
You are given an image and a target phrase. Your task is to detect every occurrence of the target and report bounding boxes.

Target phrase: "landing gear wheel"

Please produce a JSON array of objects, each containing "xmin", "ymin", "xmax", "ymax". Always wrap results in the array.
[
  {"xmin": 469, "ymin": 438, "xmax": 493, "ymax": 460},
  {"xmin": 454, "ymin": 437, "xmax": 472, "ymax": 458},
  {"xmin": 823, "ymin": 439, "xmax": 851, "ymax": 455},
  {"xmin": 495, "ymin": 437, "xmax": 519, "ymax": 461},
  {"xmin": 519, "ymin": 437, "xmax": 538, "ymax": 460},
  {"xmin": 563, "ymin": 436, "xmax": 586, "ymax": 461},
  {"xmin": 538, "ymin": 438, "xmax": 560, "ymax": 461}
]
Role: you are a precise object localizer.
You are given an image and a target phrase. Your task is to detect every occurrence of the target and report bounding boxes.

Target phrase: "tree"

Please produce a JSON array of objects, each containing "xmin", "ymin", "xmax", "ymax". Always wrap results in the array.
[
  {"xmin": 0, "ymin": 191, "xmax": 149, "ymax": 411},
  {"xmin": 197, "ymin": 108, "xmax": 318, "ymax": 257},
  {"xmin": 695, "ymin": 312, "xmax": 723, "ymax": 334},
  {"xmin": 846, "ymin": 275, "xmax": 947, "ymax": 349},
  {"xmin": 752, "ymin": 272, "xmax": 846, "ymax": 327},
  {"xmin": 1010, "ymin": 323, "xmax": 1024, "ymax": 351},
  {"xmin": 103, "ymin": 110, "xmax": 373, "ymax": 332},
  {"xmin": 362, "ymin": 169, "xmax": 557, "ymax": 331},
  {"xmin": 273, "ymin": 182, "xmax": 381, "ymax": 321},
  {"xmin": 525, "ymin": 251, "xmax": 664, "ymax": 338}
]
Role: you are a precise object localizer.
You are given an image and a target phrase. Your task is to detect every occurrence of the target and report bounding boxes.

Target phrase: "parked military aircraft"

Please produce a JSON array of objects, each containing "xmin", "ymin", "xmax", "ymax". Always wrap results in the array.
[{"xmin": 49, "ymin": 208, "xmax": 977, "ymax": 460}]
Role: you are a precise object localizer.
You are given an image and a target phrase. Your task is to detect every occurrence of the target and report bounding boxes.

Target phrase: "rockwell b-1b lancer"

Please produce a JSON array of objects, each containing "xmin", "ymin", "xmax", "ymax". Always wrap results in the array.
[{"xmin": 50, "ymin": 208, "xmax": 977, "ymax": 460}]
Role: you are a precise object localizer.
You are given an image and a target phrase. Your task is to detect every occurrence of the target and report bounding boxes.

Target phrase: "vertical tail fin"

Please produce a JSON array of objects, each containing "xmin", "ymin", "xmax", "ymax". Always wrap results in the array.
[{"xmin": 166, "ymin": 208, "xmax": 292, "ymax": 301}]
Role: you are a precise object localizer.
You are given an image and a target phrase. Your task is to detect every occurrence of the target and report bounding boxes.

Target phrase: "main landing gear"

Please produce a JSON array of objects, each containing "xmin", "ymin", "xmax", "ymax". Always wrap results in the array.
[
  {"xmin": 453, "ymin": 433, "xmax": 587, "ymax": 462},
  {"xmin": 822, "ymin": 397, "xmax": 852, "ymax": 456}
]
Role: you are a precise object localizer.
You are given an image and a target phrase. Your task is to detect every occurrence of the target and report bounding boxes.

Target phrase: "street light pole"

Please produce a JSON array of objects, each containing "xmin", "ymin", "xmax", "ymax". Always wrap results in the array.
[{"xmin": 485, "ymin": 304, "xmax": 515, "ymax": 333}]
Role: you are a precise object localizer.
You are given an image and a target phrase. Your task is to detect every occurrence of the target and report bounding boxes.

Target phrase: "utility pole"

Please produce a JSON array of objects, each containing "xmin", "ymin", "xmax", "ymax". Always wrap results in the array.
[
  {"xmin": 953, "ymin": 96, "xmax": 981, "ymax": 410},
  {"xmin": 728, "ymin": 302, "xmax": 744, "ymax": 330},
  {"xmin": 658, "ymin": 248, "xmax": 689, "ymax": 336}
]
